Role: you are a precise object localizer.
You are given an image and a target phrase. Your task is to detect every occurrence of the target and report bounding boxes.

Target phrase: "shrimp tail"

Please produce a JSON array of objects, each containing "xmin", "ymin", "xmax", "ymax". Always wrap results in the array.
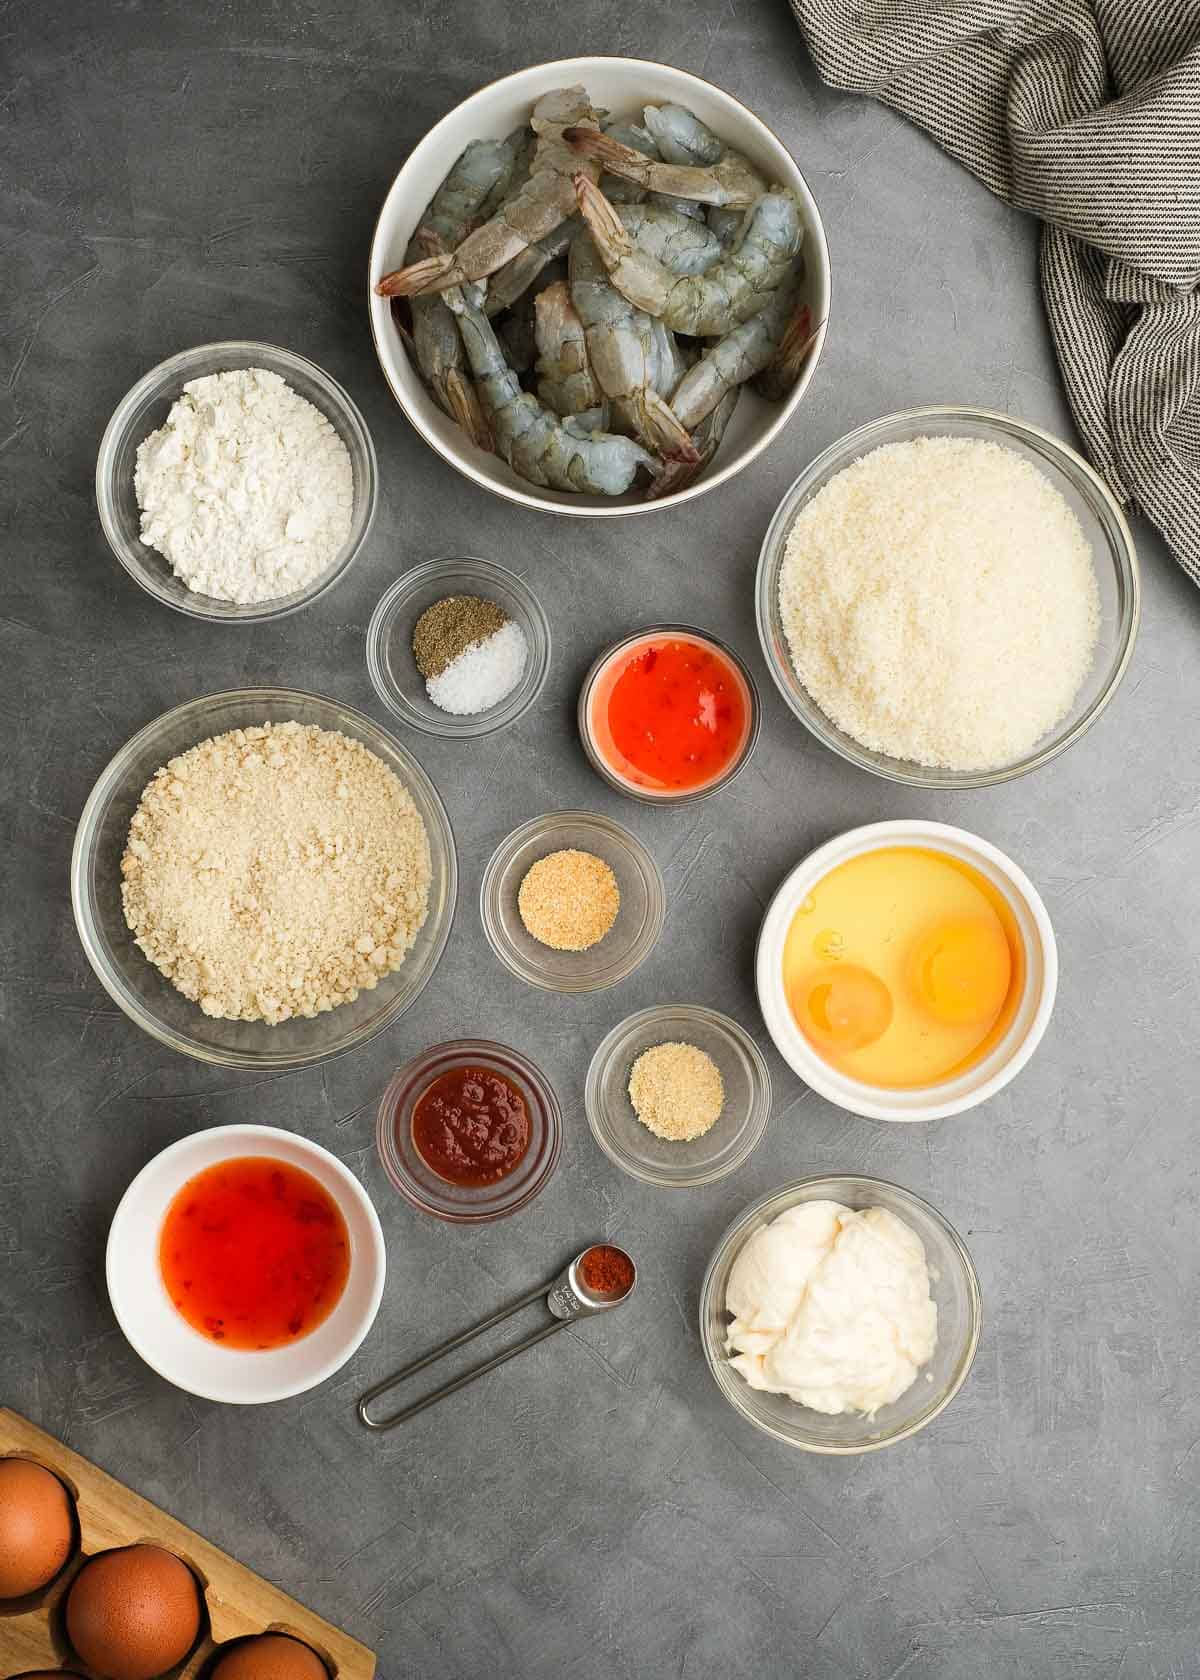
[
  {"xmin": 444, "ymin": 368, "xmax": 493, "ymax": 452},
  {"xmin": 376, "ymin": 250, "xmax": 457, "ymax": 298},
  {"xmin": 574, "ymin": 172, "xmax": 633, "ymax": 261},
  {"xmin": 564, "ymin": 126, "xmax": 652, "ymax": 186},
  {"xmin": 637, "ymin": 388, "xmax": 699, "ymax": 464}
]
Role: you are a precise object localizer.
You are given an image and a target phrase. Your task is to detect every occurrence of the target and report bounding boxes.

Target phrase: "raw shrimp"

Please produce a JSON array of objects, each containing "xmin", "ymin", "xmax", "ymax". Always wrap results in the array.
[
  {"xmin": 599, "ymin": 121, "xmax": 660, "ymax": 204},
  {"xmin": 707, "ymin": 206, "xmax": 746, "ymax": 248},
  {"xmin": 645, "ymin": 386, "xmax": 740, "ymax": 499},
  {"xmin": 476, "ymin": 127, "xmax": 535, "ymax": 220},
  {"xmin": 564, "ymin": 126, "xmax": 765, "ymax": 207},
  {"xmin": 568, "ymin": 231, "xmax": 699, "ymax": 463},
  {"xmin": 376, "ymin": 87, "xmax": 603, "ymax": 297},
  {"xmin": 642, "ymin": 104, "xmax": 723, "ymax": 167},
  {"xmin": 402, "ymin": 145, "xmax": 516, "ymax": 446},
  {"xmin": 753, "ymin": 298, "xmax": 819, "ymax": 402},
  {"xmin": 534, "ymin": 280, "xmax": 605, "ymax": 417},
  {"xmin": 443, "ymin": 282, "xmax": 661, "ymax": 495},
  {"xmin": 576, "ymin": 176, "xmax": 803, "ymax": 336},
  {"xmin": 670, "ymin": 281, "xmax": 807, "ymax": 429},
  {"xmin": 485, "ymin": 215, "xmax": 578, "ymax": 316},
  {"xmin": 610, "ymin": 201, "xmax": 722, "ymax": 276}
]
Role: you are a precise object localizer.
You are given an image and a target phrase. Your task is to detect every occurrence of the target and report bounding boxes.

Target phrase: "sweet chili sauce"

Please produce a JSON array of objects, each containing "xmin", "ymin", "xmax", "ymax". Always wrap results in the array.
[
  {"xmin": 588, "ymin": 633, "xmax": 750, "ymax": 794},
  {"xmin": 411, "ymin": 1065, "xmax": 531, "ymax": 1186},
  {"xmin": 159, "ymin": 1156, "xmax": 350, "ymax": 1351}
]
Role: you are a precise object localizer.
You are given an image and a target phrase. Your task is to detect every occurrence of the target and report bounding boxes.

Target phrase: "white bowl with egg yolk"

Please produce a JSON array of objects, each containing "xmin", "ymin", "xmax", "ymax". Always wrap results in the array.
[
  {"xmin": 755, "ymin": 820, "xmax": 1057, "ymax": 1122},
  {"xmin": 107, "ymin": 1124, "xmax": 386, "ymax": 1403}
]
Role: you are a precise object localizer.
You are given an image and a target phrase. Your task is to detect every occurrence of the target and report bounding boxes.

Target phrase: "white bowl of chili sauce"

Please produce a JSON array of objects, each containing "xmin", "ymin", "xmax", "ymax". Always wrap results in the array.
[
  {"xmin": 106, "ymin": 1125, "xmax": 386, "ymax": 1403},
  {"xmin": 579, "ymin": 626, "xmax": 760, "ymax": 804}
]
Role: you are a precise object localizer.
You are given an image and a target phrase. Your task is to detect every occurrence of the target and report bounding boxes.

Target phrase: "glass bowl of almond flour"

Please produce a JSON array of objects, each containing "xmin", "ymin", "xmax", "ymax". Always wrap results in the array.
[
  {"xmin": 71, "ymin": 689, "xmax": 457, "ymax": 1067},
  {"xmin": 756, "ymin": 407, "xmax": 1140, "ymax": 789},
  {"xmin": 96, "ymin": 342, "xmax": 377, "ymax": 623}
]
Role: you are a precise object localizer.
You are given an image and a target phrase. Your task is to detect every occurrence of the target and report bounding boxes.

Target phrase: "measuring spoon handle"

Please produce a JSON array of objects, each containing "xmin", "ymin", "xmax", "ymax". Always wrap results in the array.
[{"xmin": 357, "ymin": 1279, "xmax": 559, "ymax": 1431}]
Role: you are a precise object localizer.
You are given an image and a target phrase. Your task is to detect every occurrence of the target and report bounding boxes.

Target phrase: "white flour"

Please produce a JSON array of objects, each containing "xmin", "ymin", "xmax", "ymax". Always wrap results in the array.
[{"xmin": 134, "ymin": 367, "xmax": 354, "ymax": 605}]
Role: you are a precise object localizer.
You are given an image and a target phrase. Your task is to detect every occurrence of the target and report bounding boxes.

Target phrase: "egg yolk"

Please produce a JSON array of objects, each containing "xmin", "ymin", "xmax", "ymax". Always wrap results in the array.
[
  {"xmin": 909, "ymin": 917, "xmax": 1012, "ymax": 1026},
  {"xmin": 793, "ymin": 963, "xmax": 894, "ymax": 1053}
]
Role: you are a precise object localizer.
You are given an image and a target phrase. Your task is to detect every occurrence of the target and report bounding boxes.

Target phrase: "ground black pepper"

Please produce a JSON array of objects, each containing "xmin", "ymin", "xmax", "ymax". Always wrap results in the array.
[{"xmin": 412, "ymin": 594, "xmax": 509, "ymax": 679}]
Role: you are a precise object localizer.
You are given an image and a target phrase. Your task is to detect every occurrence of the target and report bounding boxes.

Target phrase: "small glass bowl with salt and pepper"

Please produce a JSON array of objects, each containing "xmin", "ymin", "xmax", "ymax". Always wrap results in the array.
[{"xmin": 367, "ymin": 557, "xmax": 551, "ymax": 738}]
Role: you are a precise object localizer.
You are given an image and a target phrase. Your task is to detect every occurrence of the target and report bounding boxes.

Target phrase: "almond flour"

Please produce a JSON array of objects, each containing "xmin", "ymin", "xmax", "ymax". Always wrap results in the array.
[{"xmin": 120, "ymin": 721, "xmax": 430, "ymax": 1023}]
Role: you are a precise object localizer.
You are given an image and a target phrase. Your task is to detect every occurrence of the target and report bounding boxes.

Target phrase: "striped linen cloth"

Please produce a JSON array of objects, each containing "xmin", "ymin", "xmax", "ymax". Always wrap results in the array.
[{"xmin": 789, "ymin": 0, "xmax": 1200, "ymax": 584}]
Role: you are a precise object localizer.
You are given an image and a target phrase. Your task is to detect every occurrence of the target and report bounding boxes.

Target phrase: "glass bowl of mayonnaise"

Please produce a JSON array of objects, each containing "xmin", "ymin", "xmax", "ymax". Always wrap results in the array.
[{"xmin": 699, "ymin": 1175, "xmax": 981, "ymax": 1453}]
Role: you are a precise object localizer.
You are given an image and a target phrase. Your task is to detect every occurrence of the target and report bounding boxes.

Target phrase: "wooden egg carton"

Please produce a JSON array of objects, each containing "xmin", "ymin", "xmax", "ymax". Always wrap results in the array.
[{"xmin": 0, "ymin": 1411, "xmax": 375, "ymax": 1680}]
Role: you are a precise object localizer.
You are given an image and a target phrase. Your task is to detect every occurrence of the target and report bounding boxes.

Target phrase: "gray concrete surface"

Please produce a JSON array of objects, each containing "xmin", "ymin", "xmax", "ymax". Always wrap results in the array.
[{"xmin": 3, "ymin": 4, "xmax": 1199, "ymax": 1677}]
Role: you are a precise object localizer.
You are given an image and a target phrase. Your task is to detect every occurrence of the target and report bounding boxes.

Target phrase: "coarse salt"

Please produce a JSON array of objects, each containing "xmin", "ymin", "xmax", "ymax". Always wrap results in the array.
[{"xmin": 426, "ymin": 620, "xmax": 528, "ymax": 715}]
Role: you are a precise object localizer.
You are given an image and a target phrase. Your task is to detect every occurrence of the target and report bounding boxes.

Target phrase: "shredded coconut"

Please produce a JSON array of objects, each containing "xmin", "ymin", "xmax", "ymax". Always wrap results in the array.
[
  {"xmin": 120, "ymin": 721, "xmax": 430, "ymax": 1024},
  {"xmin": 427, "ymin": 621, "xmax": 528, "ymax": 715},
  {"xmin": 777, "ymin": 436, "xmax": 1100, "ymax": 771},
  {"xmin": 134, "ymin": 368, "xmax": 354, "ymax": 605}
]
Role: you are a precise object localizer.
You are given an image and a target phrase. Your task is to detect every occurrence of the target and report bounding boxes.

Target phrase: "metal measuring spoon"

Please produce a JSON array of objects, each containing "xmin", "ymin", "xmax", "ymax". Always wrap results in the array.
[{"xmin": 357, "ymin": 1245, "xmax": 637, "ymax": 1431}]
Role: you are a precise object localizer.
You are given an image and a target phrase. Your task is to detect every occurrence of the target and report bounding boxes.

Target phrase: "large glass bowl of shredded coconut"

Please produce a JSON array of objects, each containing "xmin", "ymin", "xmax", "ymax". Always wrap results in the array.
[
  {"xmin": 71, "ymin": 689, "xmax": 457, "ymax": 1067},
  {"xmin": 756, "ymin": 407, "xmax": 1140, "ymax": 789},
  {"xmin": 97, "ymin": 342, "xmax": 378, "ymax": 623}
]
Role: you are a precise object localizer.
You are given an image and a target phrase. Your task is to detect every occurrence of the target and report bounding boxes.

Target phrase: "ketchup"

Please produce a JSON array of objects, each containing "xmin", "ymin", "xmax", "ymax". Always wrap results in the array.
[
  {"xmin": 159, "ymin": 1156, "xmax": 350, "ymax": 1350},
  {"xmin": 591, "ymin": 636, "xmax": 748, "ymax": 793},
  {"xmin": 411, "ymin": 1066, "xmax": 531, "ymax": 1186}
]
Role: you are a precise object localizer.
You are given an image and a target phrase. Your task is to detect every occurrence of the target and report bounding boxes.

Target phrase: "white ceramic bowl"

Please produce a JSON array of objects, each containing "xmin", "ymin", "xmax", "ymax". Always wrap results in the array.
[
  {"xmin": 368, "ymin": 57, "xmax": 831, "ymax": 516},
  {"xmin": 107, "ymin": 1125, "xmax": 386, "ymax": 1403},
  {"xmin": 756, "ymin": 821, "xmax": 1057, "ymax": 1122}
]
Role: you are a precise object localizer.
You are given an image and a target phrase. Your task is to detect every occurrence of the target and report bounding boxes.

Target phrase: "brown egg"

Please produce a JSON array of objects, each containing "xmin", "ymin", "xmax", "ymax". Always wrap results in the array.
[
  {"xmin": 16, "ymin": 1673, "xmax": 87, "ymax": 1678},
  {"xmin": 66, "ymin": 1543, "xmax": 202, "ymax": 1680},
  {"xmin": 212, "ymin": 1633, "xmax": 329, "ymax": 1680},
  {"xmin": 0, "ymin": 1457, "xmax": 75, "ymax": 1597}
]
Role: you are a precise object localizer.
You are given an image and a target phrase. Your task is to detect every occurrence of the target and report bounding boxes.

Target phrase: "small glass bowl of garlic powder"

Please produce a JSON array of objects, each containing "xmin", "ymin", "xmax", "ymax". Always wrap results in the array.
[
  {"xmin": 700, "ymin": 1175, "xmax": 982, "ymax": 1453},
  {"xmin": 367, "ymin": 557, "xmax": 550, "ymax": 738}
]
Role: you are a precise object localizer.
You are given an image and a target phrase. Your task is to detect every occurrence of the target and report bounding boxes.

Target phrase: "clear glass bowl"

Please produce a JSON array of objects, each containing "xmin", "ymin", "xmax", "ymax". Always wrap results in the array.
[
  {"xmin": 70, "ymin": 688, "xmax": 457, "ymax": 1068},
  {"xmin": 96, "ymin": 342, "xmax": 378, "ymax": 623},
  {"xmin": 480, "ymin": 811, "xmax": 665, "ymax": 993},
  {"xmin": 756, "ymin": 406, "xmax": 1140, "ymax": 789},
  {"xmin": 375, "ymin": 1039, "xmax": 562, "ymax": 1222},
  {"xmin": 366, "ymin": 557, "xmax": 551, "ymax": 738},
  {"xmin": 699, "ymin": 1175, "xmax": 982, "ymax": 1453},
  {"xmin": 577, "ymin": 625, "xmax": 761, "ymax": 805},
  {"xmin": 585, "ymin": 1004, "xmax": 772, "ymax": 1187}
]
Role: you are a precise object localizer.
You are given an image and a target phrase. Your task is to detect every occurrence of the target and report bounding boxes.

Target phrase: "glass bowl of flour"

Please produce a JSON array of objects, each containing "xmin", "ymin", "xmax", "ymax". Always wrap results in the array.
[
  {"xmin": 97, "ymin": 342, "xmax": 378, "ymax": 622},
  {"xmin": 699, "ymin": 1174, "xmax": 982, "ymax": 1454}
]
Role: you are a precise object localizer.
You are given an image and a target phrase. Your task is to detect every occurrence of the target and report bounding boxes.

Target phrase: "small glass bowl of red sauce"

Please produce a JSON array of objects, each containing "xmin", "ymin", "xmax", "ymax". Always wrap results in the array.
[
  {"xmin": 376, "ymin": 1039, "xmax": 563, "ymax": 1222},
  {"xmin": 579, "ymin": 625, "xmax": 760, "ymax": 804}
]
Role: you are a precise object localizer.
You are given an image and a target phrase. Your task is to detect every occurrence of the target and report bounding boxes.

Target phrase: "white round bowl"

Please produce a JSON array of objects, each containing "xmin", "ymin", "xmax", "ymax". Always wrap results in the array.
[
  {"xmin": 107, "ymin": 1125, "xmax": 386, "ymax": 1403},
  {"xmin": 756, "ymin": 821, "xmax": 1057, "ymax": 1122},
  {"xmin": 368, "ymin": 56, "xmax": 831, "ymax": 516}
]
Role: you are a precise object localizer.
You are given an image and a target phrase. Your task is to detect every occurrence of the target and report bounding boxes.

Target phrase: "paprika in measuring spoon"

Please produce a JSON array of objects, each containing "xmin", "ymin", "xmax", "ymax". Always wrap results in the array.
[{"xmin": 588, "ymin": 632, "xmax": 751, "ymax": 795}]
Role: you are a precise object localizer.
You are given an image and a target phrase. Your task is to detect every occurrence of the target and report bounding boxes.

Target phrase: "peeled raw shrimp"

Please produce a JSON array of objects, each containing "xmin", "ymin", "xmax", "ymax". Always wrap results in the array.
[
  {"xmin": 609, "ymin": 201, "xmax": 723, "ymax": 277},
  {"xmin": 534, "ymin": 280, "xmax": 605, "ymax": 417},
  {"xmin": 376, "ymin": 87, "xmax": 603, "ymax": 297},
  {"xmin": 670, "ymin": 282, "xmax": 809, "ymax": 430},
  {"xmin": 443, "ymin": 282, "xmax": 660, "ymax": 496},
  {"xmin": 568, "ymin": 231, "xmax": 699, "ymax": 463},
  {"xmin": 403, "ymin": 144, "xmax": 517, "ymax": 447},
  {"xmin": 753, "ymin": 297, "xmax": 819, "ymax": 402},
  {"xmin": 485, "ymin": 214, "xmax": 579, "ymax": 317},
  {"xmin": 564, "ymin": 126, "xmax": 765, "ymax": 207},
  {"xmin": 645, "ymin": 386, "xmax": 740, "ymax": 500},
  {"xmin": 576, "ymin": 176, "xmax": 803, "ymax": 337}
]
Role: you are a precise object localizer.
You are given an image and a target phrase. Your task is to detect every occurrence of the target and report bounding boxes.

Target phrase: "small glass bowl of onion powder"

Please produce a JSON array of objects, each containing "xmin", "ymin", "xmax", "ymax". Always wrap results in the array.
[{"xmin": 367, "ymin": 557, "xmax": 551, "ymax": 738}]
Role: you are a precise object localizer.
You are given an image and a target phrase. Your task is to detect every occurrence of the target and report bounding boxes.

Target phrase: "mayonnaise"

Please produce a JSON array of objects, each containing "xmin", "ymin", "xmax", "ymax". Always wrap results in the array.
[{"xmin": 725, "ymin": 1201, "xmax": 938, "ymax": 1417}]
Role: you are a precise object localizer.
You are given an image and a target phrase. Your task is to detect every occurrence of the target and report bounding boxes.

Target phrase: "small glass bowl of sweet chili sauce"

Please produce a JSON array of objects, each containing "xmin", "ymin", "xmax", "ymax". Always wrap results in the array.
[
  {"xmin": 579, "ymin": 625, "xmax": 760, "ymax": 804},
  {"xmin": 376, "ymin": 1040, "xmax": 563, "ymax": 1222}
]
